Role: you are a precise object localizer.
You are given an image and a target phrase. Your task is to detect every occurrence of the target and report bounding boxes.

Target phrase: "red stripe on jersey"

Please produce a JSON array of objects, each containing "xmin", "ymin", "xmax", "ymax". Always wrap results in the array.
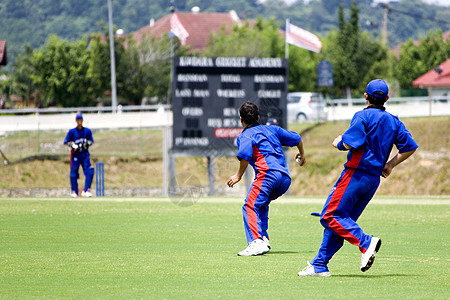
[
  {"xmin": 346, "ymin": 146, "xmax": 364, "ymax": 169},
  {"xmin": 322, "ymin": 169, "xmax": 360, "ymax": 246},
  {"xmin": 252, "ymin": 145, "xmax": 270, "ymax": 172}
]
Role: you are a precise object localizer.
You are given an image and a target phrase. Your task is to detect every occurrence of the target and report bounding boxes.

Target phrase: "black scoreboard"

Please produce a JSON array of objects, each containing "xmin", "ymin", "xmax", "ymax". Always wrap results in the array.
[{"xmin": 172, "ymin": 56, "xmax": 288, "ymax": 151}]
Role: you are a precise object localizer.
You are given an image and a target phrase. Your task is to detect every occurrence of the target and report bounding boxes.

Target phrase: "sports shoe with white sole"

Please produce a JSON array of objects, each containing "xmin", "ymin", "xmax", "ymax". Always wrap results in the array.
[
  {"xmin": 70, "ymin": 191, "xmax": 77, "ymax": 198},
  {"xmin": 361, "ymin": 237, "xmax": 382, "ymax": 272},
  {"xmin": 81, "ymin": 190, "xmax": 92, "ymax": 197},
  {"xmin": 298, "ymin": 262, "xmax": 331, "ymax": 277},
  {"xmin": 263, "ymin": 236, "xmax": 271, "ymax": 250},
  {"xmin": 237, "ymin": 238, "xmax": 270, "ymax": 256}
]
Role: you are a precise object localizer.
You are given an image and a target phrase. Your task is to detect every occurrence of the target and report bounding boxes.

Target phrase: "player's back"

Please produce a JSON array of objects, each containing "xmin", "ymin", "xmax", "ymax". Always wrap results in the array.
[
  {"xmin": 237, "ymin": 124, "xmax": 301, "ymax": 177},
  {"xmin": 344, "ymin": 108, "xmax": 415, "ymax": 176}
]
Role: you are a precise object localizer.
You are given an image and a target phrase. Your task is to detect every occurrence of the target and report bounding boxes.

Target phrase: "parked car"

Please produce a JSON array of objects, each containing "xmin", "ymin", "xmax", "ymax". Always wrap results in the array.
[{"xmin": 287, "ymin": 92, "xmax": 327, "ymax": 123}]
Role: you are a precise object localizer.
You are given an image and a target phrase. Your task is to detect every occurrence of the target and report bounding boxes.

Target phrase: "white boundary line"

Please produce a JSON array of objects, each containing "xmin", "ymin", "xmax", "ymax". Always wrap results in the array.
[{"xmin": 0, "ymin": 196, "xmax": 449, "ymax": 205}]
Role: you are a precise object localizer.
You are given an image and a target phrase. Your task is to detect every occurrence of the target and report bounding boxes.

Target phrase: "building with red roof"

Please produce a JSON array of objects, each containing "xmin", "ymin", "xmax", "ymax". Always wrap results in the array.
[
  {"xmin": 131, "ymin": 10, "xmax": 242, "ymax": 53},
  {"xmin": 0, "ymin": 40, "xmax": 7, "ymax": 67},
  {"xmin": 412, "ymin": 59, "xmax": 450, "ymax": 89}
]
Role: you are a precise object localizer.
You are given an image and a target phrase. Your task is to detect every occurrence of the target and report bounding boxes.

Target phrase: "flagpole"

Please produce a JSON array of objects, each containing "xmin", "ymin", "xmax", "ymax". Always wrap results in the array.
[
  {"xmin": 168, "ymin": 1, "xmax": 175, "ymax": 106},
  {"xmin": 285, "ymin": 19, "xmax": 289, "ymax": 59}
]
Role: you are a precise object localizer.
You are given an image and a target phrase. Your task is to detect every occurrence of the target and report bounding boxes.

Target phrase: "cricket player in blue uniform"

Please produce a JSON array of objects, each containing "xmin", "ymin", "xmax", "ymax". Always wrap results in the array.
[
  {"xmin": 227, "ymin": 101, "xmax": 306, "ymax": 256},
  {"xmin": 298, "ymin": 79, "xmax": 418, "ymax": 276},
  {"xmin": 64, "ymin": 113, "xmax": 95, "ymax": 197}
]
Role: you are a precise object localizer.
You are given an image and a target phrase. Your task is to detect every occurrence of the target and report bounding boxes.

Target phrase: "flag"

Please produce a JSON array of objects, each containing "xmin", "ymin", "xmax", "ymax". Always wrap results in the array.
[
  {"xmin": 170, "ymin": 13, "xmax": 189, "ymax": 45},
  {"xmin": 286, "ymin": 21, "xmax": 322, "ymax": 53}
]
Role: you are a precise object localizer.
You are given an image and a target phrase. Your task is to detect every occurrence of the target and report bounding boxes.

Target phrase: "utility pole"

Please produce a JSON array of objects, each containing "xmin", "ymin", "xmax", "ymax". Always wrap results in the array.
[
  {"xmin": 108, "ymin": 0, "xmax": 118, "ymax": 113},
  {"xmin": 381, "ymin": 4, "xmax": 389, "ymax": 45}
]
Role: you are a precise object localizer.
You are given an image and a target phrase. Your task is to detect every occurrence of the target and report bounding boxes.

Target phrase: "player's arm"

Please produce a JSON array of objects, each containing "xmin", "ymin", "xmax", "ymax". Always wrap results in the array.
[
  {"xmin": 227, "ymin": 159, "xmax": 249, "ymax": 188},
  {"xmin": 332, "ymin": 135, "xmax": 351, "ymax": 150},
  {"xmin": 382, "ymin": 149, "xmax": 416, "ymax": 178},
  {"xmin": 295, "ymin": 140, "xmax": 306, "ymax": 166}
]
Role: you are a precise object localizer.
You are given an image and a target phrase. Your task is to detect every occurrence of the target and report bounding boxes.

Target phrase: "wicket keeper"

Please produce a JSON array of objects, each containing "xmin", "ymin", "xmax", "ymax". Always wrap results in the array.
[
  {"xmin": 298, "ymin": 79, "xmax": 418, "ymax": 277},
  {"xmin": 64, "ymin": 113, "xmax": 95, "ymax": 197},
  {"xmin": 227, "ymin": 101, "xmax": 306, "ymax": 256}
]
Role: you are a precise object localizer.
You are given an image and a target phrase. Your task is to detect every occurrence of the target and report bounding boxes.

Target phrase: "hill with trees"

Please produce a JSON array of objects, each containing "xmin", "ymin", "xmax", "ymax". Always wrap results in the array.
[
  {"xmin": 1, "ymin": 0, "xmax": 450, "ymax": 63},
  {"xmin": 0, "ymin": 0, "xmax": 449, "ymax": 108}
]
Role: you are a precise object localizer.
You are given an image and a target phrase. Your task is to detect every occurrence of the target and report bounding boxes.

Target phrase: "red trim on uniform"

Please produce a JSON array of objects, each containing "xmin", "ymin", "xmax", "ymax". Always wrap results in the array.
[
  {"xmin": 246, "ymin": 171, "xmax": 265, "ymax": 240},
  {"xmin": 322, "ymin": 169, "xmax": 360, "ymax": 246},
  {"xmin": 245, "ymin": 146, "xmax": 270, "ymax": 240},
  {"xmin": 253, "ymin": 145, "xmax": 269, "ymax": 172},
  {"xmin": 346, "ymin": 146, "xmax": 364, "ymax": 169}
]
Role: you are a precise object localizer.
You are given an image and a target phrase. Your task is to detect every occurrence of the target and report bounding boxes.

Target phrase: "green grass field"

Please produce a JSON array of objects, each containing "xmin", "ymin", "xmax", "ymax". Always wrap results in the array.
[{"xmin": 0, "ymin": 196, "xmax": 448, "ymax": 299}]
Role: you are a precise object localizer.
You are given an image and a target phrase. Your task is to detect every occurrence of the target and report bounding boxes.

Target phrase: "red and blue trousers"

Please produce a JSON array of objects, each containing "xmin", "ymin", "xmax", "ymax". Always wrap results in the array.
[
  {"xmin": 242, "ymin": 170, "xmax": 291, "ymax": 244},
  {"xmin": 310, "ymin": 168, "xmax": 380, "ymax": 272}
]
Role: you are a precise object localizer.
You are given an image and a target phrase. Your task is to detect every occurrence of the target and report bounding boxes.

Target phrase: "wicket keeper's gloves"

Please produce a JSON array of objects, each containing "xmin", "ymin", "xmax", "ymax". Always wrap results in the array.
[
  {"xmin": 82, "ymin": 139, "xmax": 92, "ymax": 150},
  {"xmin": 71, "ymin": 142, "xmax": 79, "ymax": 150}
]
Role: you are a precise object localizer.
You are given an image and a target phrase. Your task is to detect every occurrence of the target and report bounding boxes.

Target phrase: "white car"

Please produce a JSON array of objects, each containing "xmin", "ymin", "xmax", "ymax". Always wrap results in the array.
[{"xmin": 287, "ymin": 92, "xmax": 327, "ymax": 123}]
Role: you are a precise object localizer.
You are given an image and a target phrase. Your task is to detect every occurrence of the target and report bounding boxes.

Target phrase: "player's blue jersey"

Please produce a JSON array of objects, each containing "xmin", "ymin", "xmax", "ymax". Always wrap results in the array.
[
  {"xmin": 236, "ymin": 124, "xmax": 301, "ymax": 178},
  {"xmin": 64, "ymin": 127, "xmax": 94, "ymax": 152},
  {"xmin": 342, "ymin": 107, "xmax": 418, "ymax": 176}
]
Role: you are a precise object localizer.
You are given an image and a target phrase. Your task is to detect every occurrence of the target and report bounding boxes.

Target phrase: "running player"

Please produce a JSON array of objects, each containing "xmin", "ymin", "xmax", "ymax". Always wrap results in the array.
[
  {"xmin": 64, "ymin": 113, "xmax": 95, "ymax": 197},
  {"xmin": 298, "ymin": 79, "xmax": 418, "ymax": 276},
  {"xmin": 227, "ymin": 101, "xmax": 306, "ymax": 256}
]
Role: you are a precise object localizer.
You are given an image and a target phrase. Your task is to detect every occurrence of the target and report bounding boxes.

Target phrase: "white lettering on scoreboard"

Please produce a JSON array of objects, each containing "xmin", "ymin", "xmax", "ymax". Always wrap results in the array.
[
  {"xmin": 258, "ymin": 90, "xmax": 282, "ymax": 98},
  {"xmin": 223, "ymin": 108, "xmax": 238, "ymax": 117},
  {"xmin": 215, "ymin": 57, "xmax": 246, "ymax": 68},
  {"xmin": 221, "ymin": 74, "xmax": 241, "ymax": 82},
  {"xmin": 175, "ymin": 137, "xmax": 210, "ymax": 146},
  {"xmin": 182, "ymin": 107, "xmax": 203, "ymax": 116},
  {"xmin": 175, "ymin": 89, "xmax": 210, "ymax": 98},
  {"xmin": 177, "ymin": 74, "xmax": 208, "ymax": 82},
  {"xmin": 217, "ymin": 89, "xmax": 245, "ymax": 98},
  {"xmin": 179, "ymin": 57, "xmax": 214, "ymax": 67},
  {"xmin": 254, "ymin": 75, "xmax": 284, "ymax": 83},
  {"xmin": 248, "ymin": 58, "xmax": 282, "ymax": 68}
]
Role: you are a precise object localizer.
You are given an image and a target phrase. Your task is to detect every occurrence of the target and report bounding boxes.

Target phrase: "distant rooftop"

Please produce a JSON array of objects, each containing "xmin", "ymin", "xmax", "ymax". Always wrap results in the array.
[
  {"xmin": 412, "ymin": 59, "xmax": 450, "ymax": 88},
  {"xmin": 131, "ymin": 11, "xmax": 242, "ymax": 52},
  {"xmin": 0, "ymin": 40, "xmax": 7, "ymax": 66}
]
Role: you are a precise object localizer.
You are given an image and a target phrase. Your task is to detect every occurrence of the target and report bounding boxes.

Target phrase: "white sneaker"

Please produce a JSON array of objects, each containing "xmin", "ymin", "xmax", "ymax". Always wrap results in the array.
[
  {"xmin": 263, "ymin": 236, "xmax": 271, "ymax": 250},
  {"xmin": 361, "ymin": 237, "xmax": 382, "ymax": 272},
  {"xmin": 70, "ymin": 191, "xmax": 77, "ymax": 198},
  {"xmin": 298, "ymin": 262, "xmax": 331, "ymax": 277},
  {"xmin": 237, "ymin": 239, "xmax": 270, "ymax": 256},
  {"xmin": 81, "ymin": 191, "xmax": 92, "ymax": 197}
]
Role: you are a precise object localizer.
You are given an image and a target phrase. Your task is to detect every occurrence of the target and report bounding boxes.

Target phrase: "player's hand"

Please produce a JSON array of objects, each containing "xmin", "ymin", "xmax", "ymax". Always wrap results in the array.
[
  {"xmin": 227, "ymin": 174, "xmax": 241, "ymax": 188},
  {"xmin": 295, "ymin": 153, "xmax": 305, "ymax": 166},
  {"xmin": 70, "ymin": 142, "xmax": 78, "ymax": 150},
  {"xmin": 381, "ymin": 164, "xmax": 393, "ymax": 178},
  {"xmin": 332, "ymin": 135, "xmax": 342, "ymax": 148}
]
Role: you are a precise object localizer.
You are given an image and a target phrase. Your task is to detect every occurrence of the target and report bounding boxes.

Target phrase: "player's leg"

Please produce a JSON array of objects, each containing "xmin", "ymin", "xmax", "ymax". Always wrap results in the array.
[
  {"xmin": 320, "ymin": 169, "xmax": 370, "ymax": 249},
  {"xmin": 70, "ymin": 153, "xmax": 81, "ymax": 196},
  {"xmin": 242, "ymin": 171, "xmax": 269, "ymax": 243},
  {"xmin": 238, "ymin": 172, "xmax": 273, "ymax": 256},
  {"xmin": 81, "ymin": 153, "xmax": 95, "ymax": 196},
  {"xmin": 349, "ymin": 173, "xmax": 380, "ymax": 251},
  {"xmin": 349, "ymin": 174, "xmax": 382, "ymax": 271},
  {"xmin": 300, "ymin": 228, "xmax": 342, "ymax": 276},
  {"xmin": 261, "ymin": 172, "xmax": 291, "ymax": 243}
]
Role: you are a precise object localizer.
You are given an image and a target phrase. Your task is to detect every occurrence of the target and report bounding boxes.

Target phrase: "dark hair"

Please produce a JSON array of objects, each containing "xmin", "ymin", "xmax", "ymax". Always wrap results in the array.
[
  {"xmin": 239, "ymin": 101, "xmax": 259, "ymax": 125},
  {"xmin": 367, "ymin": 91, "xmax": 387, "ymax": 106}
]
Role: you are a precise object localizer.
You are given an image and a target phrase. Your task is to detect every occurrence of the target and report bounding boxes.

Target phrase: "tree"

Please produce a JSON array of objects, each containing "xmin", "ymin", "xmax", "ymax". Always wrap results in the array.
[
  {"xmin": 30, "ymin": 35, "xmax": 100, "ymax": 107},
  {"xmin": 203, "ymin": 17, "xmax": 284, "ymax": 58},
  {"xmin": 321, "ymin": 1, "xmax": 389, "ymax": 97},
  {"xmin": 394, "ymin": 30, "xmax": 450, "ymax": 90}
]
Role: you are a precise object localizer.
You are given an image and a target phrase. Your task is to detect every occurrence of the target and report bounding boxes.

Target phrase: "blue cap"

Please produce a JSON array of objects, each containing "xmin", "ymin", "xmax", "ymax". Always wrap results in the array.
[
  {"xmin": 366, "ymin": 79, "xmax": 388, "ymax": 99},
  {"xmin": 75, "ymin": 113, "xmax": 83, "ymax": 120}
]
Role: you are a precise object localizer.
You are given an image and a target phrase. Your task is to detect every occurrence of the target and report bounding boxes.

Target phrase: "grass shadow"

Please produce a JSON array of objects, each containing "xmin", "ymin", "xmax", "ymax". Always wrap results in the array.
[
  {"xmin": 332, "ymin": 274, "xmax": 419, "ymax": 278},
  {"xmin": 267, "ymin": 250, "xmax": 313, "ymax": 255}
]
